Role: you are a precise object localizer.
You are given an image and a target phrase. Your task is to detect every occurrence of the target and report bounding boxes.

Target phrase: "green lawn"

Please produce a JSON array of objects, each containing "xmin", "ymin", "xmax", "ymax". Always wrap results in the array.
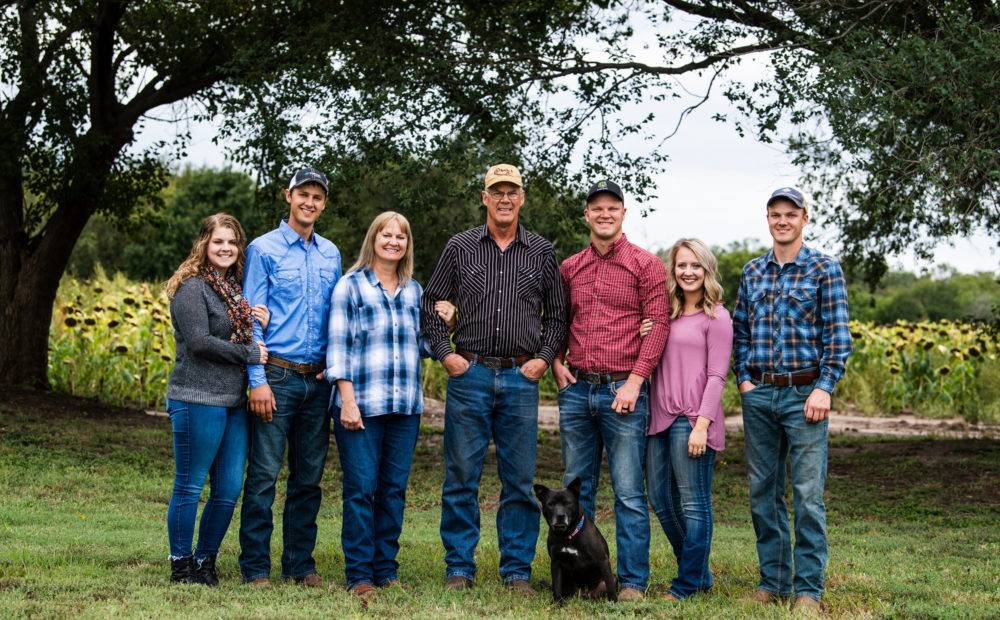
[{"xmin": 1, "ymin": 390, "xmax": 998, "ymax": 619}]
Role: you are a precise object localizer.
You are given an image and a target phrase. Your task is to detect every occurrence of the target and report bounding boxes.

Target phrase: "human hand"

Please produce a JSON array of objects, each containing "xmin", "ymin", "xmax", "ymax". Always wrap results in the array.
[
  {"xmin": 519, "ymin": 358, "xmax": 548, "ymax": 381},
  {"xmin": 249, "ymin": 384, "xmax": 276, "ymax": 422},
  {"xmin": 688, "ymin": 426, "xmax": 708, "ymax": 458},
  {"xmin": 256, "ymin": 342, "xmax": 268, "ymax": 365},
  {"xmin": 340, "ymin": 400, "xmax": 365, "ymax": 431},
  {"xmin": 252, "ymin": 304, "xmax": 270, "ymax": 331},
  {"xmin": 551, "ymin": 362, "xmax": 576, "ymax": 390},
  {"xmin": 611, "ymin": 375, "xmax": 643, "ymax": 415},
  {"xmin": 639, "ymin": 318, "xmax": 654, "ymax": 338},
  {"xmin": 804, "ymin": 388, "xmax": 831, "ymax": 423},
  {"xmin": 435, "ymin": 300, "xmax": 457, "ymax": 331},
  {"xmin": 442, "ymin": 353, "xmax": 470, "ymax": 377},
  {"xmin": 739, "ymin": 380, "xmax": 756, "ymax": 393}
]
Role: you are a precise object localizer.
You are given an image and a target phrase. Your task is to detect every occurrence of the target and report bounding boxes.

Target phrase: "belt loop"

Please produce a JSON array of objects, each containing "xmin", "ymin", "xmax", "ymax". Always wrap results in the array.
[
  {"xmin": 472, "ymin": 353, "xmax": 479, "ymax": 367},
  {"xmin": 786, "ymin": 372, "xmax": 793, "ymax": 387}
]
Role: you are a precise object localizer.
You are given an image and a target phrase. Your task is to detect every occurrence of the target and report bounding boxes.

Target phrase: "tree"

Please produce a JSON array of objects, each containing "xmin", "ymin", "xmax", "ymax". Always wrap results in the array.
[{"xmin": 0, "ymin": 0, "xmax": 654, "ymax": 387}]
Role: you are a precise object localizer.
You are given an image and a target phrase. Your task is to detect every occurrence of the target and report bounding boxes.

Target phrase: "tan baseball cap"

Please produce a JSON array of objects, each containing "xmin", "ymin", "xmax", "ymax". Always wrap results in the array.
[{"xmin": 484, "ymin": 164, "xmax": 522, "ymax": 189}]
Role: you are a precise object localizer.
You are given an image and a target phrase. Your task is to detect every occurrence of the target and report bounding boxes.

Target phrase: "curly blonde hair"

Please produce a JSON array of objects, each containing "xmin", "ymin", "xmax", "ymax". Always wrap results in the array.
[
  {"xmin": 165, "ymin": 213, "xmax": 248, "ymax": 298},
  {"xmin": 666, "ymin": 238, "xmax": 723, "ymax": 319}
]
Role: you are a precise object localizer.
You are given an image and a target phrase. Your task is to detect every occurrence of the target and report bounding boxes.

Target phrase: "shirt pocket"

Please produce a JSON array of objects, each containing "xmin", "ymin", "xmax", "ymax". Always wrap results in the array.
[
  {"xmin": 787, "ymin": 283, "xmax": 818, "ymax": 321},
  {"xmin": 359, "ymin": 304, "xmax": 386, "ymax": 333},
  {"xmin": 516, "ymin": 265, "xmax": 540, "ymax": 301},
  {"xmin": 459, "ymin": 263, "xmax": 486, "ymax": 305},
  {"xmin": 748, "ymin": 287, "xmax": 769, "ymax": 319},
  {"xmin": 270, "ymin": 268, "xmax": 300, "ymax": 295},
  {"xmin": 319, "ymin": 268, "xmax": 338, "ymax": 299}
]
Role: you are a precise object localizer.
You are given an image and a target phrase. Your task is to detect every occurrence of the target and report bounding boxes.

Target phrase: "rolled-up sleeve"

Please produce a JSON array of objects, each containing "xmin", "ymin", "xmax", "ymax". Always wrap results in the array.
[
  {"xmin": 324, "ymin": 279, "xmax": 356, "ymax": 384},
  {"xmin": 421, "ymin": 241, "xmax": 459, "ymax": 362},
  {"xmin": 632, "ymin": 258, "xmax": 670, "ymax": 378}
]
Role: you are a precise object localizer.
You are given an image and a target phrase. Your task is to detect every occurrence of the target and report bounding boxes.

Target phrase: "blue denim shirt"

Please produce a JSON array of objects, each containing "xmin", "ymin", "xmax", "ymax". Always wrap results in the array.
[
  {"xmin": 244, "ymin": 220, "xmax": 342, "ymax": 388},
  {"xmin": 732, "ymin": 245, "xmax": 852, "ymax": 394}
]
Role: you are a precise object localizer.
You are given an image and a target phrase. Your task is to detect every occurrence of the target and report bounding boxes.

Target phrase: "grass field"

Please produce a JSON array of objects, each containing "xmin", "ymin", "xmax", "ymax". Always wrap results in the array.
[{"xmin": 1, "ymin": 389, "xmax": 998, "ymax": 619}]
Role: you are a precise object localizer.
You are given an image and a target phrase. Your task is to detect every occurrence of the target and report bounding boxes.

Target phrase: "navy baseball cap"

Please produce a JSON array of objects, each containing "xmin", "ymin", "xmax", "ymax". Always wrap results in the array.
[
  {"xmin": 288, "ymin": 168, "xmax": 329, "ymax": 194},
  {"xmin": 767, "ymin": 187, "xmax": 806, "ymax": 210},
  {"xmin": 586, "ymin": 179, "xmax": 624, "ymax": 204}
]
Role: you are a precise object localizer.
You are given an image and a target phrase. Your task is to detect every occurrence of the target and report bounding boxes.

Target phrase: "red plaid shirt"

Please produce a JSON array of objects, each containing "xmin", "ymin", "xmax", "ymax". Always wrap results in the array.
[{"xmin": 557, "ymin": 234, "xmax": 670, "ymax": 377}]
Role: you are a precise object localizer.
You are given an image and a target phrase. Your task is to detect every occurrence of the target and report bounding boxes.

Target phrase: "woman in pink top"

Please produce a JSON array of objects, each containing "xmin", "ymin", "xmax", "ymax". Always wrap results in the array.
[{"xmin": 646, "ymin": 238, "xmax": 733, "ymax": 601}]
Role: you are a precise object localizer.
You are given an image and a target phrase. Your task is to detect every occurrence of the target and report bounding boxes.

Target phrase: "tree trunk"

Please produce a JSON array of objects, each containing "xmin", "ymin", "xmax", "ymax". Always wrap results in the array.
[{"xmin": 0, "ymin": 187, "xmax": 98, "ymax": 388}]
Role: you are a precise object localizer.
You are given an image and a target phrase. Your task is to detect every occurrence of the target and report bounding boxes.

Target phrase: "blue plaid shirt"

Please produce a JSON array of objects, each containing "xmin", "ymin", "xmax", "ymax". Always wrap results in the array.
[
  {"xmin": 244, "ymin": 220, "xmax": 341, "ymax": 389},
  {"xmin": 732, "ymin": 245, "xmax": 852, "ymax": 394},
  {"xmin": 323, "ymin": 268, "xmax": 429, "ymax": 416}
]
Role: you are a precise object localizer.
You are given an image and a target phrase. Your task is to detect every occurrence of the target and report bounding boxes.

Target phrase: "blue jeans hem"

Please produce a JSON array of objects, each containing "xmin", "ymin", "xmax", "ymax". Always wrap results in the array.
[
  {"xmin": 501, "ymin": 572, "xmax": 531, "ymax": 584},
  {"xmin": 446, "ymin": 569, "xmax": 476, "ymax": 581},
  {"xmin": 619, "ymin": 582, "xmax": 646, "ymax": 592},
  {"xmin": 347, "ymin": 578, "xmax": 374, "ymax": 589},
  {"xmin": 242, "ymin": 572, "xmax": 270, "ymax": 582},
  {"xmin": 796, "ymin": 591, "xmax": 822, "ymax": 601}
]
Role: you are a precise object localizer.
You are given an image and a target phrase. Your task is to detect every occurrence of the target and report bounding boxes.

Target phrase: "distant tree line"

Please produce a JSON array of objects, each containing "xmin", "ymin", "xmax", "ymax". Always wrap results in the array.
[{"xmin": 73, "ymin": 167, "xmax": 1000, "ymax": 326}]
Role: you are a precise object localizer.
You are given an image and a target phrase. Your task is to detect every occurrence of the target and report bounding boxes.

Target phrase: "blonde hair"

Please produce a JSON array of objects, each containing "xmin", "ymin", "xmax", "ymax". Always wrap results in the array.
[
  {"xmin": 165, "ymin": 213, "xmax": 248, "ymax": 298},
  {"xmin": 666, "ymin": 238, "xmax": 723, "ymax": 319},
  {"xmin": 348, "ymin": 211, "xmax": 414, "ymax": 285}
]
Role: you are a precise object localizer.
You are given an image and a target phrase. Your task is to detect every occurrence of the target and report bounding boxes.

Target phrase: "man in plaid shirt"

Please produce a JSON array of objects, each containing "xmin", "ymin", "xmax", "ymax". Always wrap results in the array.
[
  {"xmin": 552, "ymin": 179, "xmax": 670, "ymax": 601},
  {"xmin": 732, "ymin": 187, "xmax": 852, "ymax": 614}
]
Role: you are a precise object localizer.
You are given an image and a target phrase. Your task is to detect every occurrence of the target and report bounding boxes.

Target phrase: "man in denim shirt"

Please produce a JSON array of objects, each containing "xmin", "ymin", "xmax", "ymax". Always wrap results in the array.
[
  {"xmin": 732, "ymin": 187, "xmax": 852, "ymax": 614},
  {"xmin": 239, "ymin": 168, "xmax": 342, "ymax": 588}
]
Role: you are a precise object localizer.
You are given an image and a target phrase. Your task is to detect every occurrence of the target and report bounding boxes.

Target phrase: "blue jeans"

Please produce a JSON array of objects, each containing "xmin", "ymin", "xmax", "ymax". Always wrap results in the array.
[
  {"xmin": 333, "ymin": 413, "xmax": 421, "ymax": 588},
  {"xmin": 239, "ymin": 366, "xmax": 332, "ymax": 581},
  {"xmin": 740, "ymin": 379, "xmax": 828, "ymax": 601},
  {"xmin": 646, "ymin": 416, "xmax": 715, "ymax": 598},
  {"xmin": 440, "ymin": 359, "xmax": 540, "ymax": 583},
  {"xmin": 558, "ymin": 378, "xmax": 650, "ymax": 591},
  {"xmin": 166, "ymin": 400, "xmax": 248, "ymax": 559}
]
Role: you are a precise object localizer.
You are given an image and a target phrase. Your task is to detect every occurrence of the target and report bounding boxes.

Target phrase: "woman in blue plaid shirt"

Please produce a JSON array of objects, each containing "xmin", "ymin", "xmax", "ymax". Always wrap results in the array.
[{"xmin": 323, "ymin": 211, "xmax": 438, "ymax": 600}]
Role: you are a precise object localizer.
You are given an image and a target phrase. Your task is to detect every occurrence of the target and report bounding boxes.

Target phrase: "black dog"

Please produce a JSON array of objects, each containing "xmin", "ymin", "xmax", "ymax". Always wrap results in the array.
[{"xmin": 534, "ymin": 477, "xmax": 617, "ymax": 603}]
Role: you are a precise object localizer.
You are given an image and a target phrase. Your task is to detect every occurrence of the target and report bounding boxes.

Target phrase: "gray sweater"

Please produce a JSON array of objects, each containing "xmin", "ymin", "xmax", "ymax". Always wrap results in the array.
[{"xmin": 166, "ymin": 276, "xmax": 261, "ymax": 407}]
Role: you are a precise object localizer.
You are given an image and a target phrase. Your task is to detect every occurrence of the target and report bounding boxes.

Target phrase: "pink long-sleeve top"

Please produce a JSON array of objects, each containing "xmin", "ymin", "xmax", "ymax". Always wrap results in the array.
[{"xmin": 649, "ymin": 304, "xmax": 733, "ymax": 452}]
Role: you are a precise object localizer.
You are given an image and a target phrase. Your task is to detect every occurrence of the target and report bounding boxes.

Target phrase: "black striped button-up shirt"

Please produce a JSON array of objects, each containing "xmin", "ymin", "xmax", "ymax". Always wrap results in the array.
[{"xmin": 421, "ymin": 224, "xmax": 567, "ymax": 364}]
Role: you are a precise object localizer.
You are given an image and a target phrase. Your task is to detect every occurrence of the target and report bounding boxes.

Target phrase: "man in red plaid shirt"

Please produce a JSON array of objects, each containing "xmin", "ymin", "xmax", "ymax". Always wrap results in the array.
[{"xmin": 552, "ymin": 180, "xmax": 670, "ymax": 601}]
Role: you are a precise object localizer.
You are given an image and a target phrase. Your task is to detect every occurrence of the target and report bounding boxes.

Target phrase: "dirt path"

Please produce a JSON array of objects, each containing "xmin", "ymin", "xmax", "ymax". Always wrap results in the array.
[{"xmin": 417, "ymin": 398, "xmax": 1000, "ymax": 438}]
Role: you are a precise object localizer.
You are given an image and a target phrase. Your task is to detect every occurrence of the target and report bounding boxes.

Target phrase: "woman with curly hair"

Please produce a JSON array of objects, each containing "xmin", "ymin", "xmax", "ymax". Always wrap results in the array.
[
  {"xmin": 645, "ymin": 238, "xmax": 733, "ymax": 601},
  {"xmin": 164, "ymin": 213, "xmax": 269, "ymax": 586}
]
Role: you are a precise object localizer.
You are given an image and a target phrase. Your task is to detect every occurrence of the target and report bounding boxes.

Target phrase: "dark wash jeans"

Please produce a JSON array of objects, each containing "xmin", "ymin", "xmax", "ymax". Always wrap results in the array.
[
  {"xmin": 166, "ymin": 399, "xmax": 248, "ymax": 559},
  {"xmin": 741, "ymin": 379, "xmax": 828, "ymax": 601},
  {"xmin": 238, "ymin": 365, "xmax": 331, "ymax": 581},
  {"xmin": 333, "ymin": 412, "xmax": 421, "ymax": 588},
  {"xmin": 558, "ymin": 377, "xmax": 651, "ymax": 591},
  {"xmin": 440, "ymin": 358, "xmax": 541, "ymax": 584}
]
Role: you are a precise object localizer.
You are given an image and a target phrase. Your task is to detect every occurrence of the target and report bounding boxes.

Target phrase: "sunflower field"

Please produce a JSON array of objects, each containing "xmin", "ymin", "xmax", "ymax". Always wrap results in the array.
[{"xmin": 47, "ymin": 273, "xmax": 1000, "ymax": 424}]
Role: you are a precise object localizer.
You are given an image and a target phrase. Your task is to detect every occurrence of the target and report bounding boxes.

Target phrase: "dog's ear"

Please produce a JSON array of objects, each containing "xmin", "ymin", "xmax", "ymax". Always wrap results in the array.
[
  {"xmin": 533, "ymin": 483, "xmax": 549, "ymax": 502},
  {"xmin": 568, "ymin": 477, "xmax": 582, "ymax": 496}
]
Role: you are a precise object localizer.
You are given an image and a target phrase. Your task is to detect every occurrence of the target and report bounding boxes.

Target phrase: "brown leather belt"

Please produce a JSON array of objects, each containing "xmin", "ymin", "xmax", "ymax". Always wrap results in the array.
[
  {"xmin": 457, "ymin": 350, "xmax": 533, "ymax": 370},
  {"xmin": 750, "ymin": 368, "xmax": 820, "ymax": 386},
  {"xmin": 568, "ymin": 365, "xmax": 631, "ymax": 385},
  {"xmin": 267, "ymin": 355, "xmax": 325, "ymax": 374}
]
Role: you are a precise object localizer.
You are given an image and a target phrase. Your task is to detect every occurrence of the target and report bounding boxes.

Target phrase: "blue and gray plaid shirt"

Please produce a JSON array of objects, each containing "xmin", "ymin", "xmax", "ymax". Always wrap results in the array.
[
  {"xmin": 732, "ymin": 245, "xmax": 852, "ymax": 394},
  {"xmin": 324, "ymin": 267, "xmax": 430, "ymax": 416}
]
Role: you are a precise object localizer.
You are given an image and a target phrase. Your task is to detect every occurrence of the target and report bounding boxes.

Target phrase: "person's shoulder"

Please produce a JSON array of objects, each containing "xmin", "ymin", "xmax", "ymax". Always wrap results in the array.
[
  {"xmin": 743, "ymin": 251, "xmax": 770, "ymax": 274},
  {"xmin": 174, "ymin": 276, "xmax": 205, "ymax": 296},
  {"xmin": 800, "ymin": 245, "xmax": 845, "ymax": 279},
  {"xmin": 561, "ymin": 246, "xmax": 588, "ymax": 269},
  {"xmin": 311, "ymin": 230, "xmax": 340, "ymax": 258},
  {"xmin": 624, "ymin": 241, "xmax": 665, "ymax": 268},
  {"xmin": 519, "ymin": 226, "xmax": 555, "ymax": 253},
  {"xmin": 712, "ymin": 304, "xmax": 732, "ymax": 321},
  {"xmin": 247, "ymin": 227, "xmax": 285, "ymax": 255}
]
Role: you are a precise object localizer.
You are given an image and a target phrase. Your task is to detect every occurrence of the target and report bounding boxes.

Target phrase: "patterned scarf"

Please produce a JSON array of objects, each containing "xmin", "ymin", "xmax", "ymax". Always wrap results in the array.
[{"xmin": 200, "ymin": 265, "xmax": 254, "ymax": 344}]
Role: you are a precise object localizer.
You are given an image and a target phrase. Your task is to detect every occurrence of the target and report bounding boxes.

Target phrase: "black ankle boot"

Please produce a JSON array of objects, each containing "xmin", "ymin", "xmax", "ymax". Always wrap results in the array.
[
  {"xmin": 195, "ymin": 554, "xmax": 219, "ymax": 587},
  {"xmin": 170, "ymin": 556, "xmax": 197, "ymax": 584}
]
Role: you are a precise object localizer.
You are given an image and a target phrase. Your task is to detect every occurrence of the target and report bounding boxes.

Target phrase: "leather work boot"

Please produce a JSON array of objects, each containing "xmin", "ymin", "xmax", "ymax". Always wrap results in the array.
[
  {"xmin": 445, "ymin": 575, "xmax": 473, "ymax": 591},
  {"xmin": 793, "ymin": 595, "xmax": 822, "ymax": 615},
  {"xmin": 504, "ymin": 579, "xmax": 536, "ymax": 595},
  {"xmin": 248, "ymin": 577, "xmax": 272, "ymax": 587},
  {"xmin": 295, "ymin": 573, "xmax": 323, "ymax": 588},
  {"xmin": 618, "ymin": 587, "xmax": 644, "ymax": 602}
]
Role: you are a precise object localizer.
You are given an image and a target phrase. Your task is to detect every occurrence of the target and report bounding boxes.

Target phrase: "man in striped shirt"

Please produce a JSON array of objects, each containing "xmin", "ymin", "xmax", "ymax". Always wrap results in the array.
[
  {"xmin": 552, "ymin": 179, "xmax": 670, "ymax": 601},
  {"xmin": 732, "ymin": 187, "xmax": 852, "ymax": 614},
  {"xmin": 421, "ymin": 164, "xmax": 567, "ymax": 594}
]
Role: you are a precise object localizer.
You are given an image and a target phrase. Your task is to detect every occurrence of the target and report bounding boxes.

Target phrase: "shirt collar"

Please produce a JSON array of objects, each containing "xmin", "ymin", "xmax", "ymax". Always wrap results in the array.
[
  {"xmin": 765, "ymin": 244, "xmax": 811, "ymax": 269},
  {"xmin": 278, "ymin": 219, "xmax": 313, "ymax": 247},
  {"xmin": 589, "ymin": 233, "xmax": 628, "ymax": 257},
  {"xmin": 478, "ymin": 223, "xmax": 531, "ymax": 247}
]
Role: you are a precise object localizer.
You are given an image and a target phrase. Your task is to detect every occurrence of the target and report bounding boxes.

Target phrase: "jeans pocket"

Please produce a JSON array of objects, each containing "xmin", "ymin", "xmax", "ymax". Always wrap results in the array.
[
  {"xmin": 517, "ymin": 365, "xmax": 540, "ymax": 383},
  {"xmin": 557, "ymin": 381, "xmax": 573, "ymax": 394},
  {"xmin": 792, "ymin": 379, "xmax": 818, "ymax": 398},
  {"xmin": 265, "ymin": 365, "xmax": 290, "ymax": 385}
]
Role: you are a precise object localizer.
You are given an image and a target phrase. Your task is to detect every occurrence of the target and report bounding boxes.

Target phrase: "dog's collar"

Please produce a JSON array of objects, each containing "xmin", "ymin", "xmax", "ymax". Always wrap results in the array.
[{"xmin": 566, "ymin": 515, "xmax": 585, "ymax": 540}]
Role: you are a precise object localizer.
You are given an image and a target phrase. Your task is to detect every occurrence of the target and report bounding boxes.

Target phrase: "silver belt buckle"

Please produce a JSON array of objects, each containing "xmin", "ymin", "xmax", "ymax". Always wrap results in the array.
[{"xmin": 480, "ymin": 356, "xmax": 502, "ymax": 370}]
